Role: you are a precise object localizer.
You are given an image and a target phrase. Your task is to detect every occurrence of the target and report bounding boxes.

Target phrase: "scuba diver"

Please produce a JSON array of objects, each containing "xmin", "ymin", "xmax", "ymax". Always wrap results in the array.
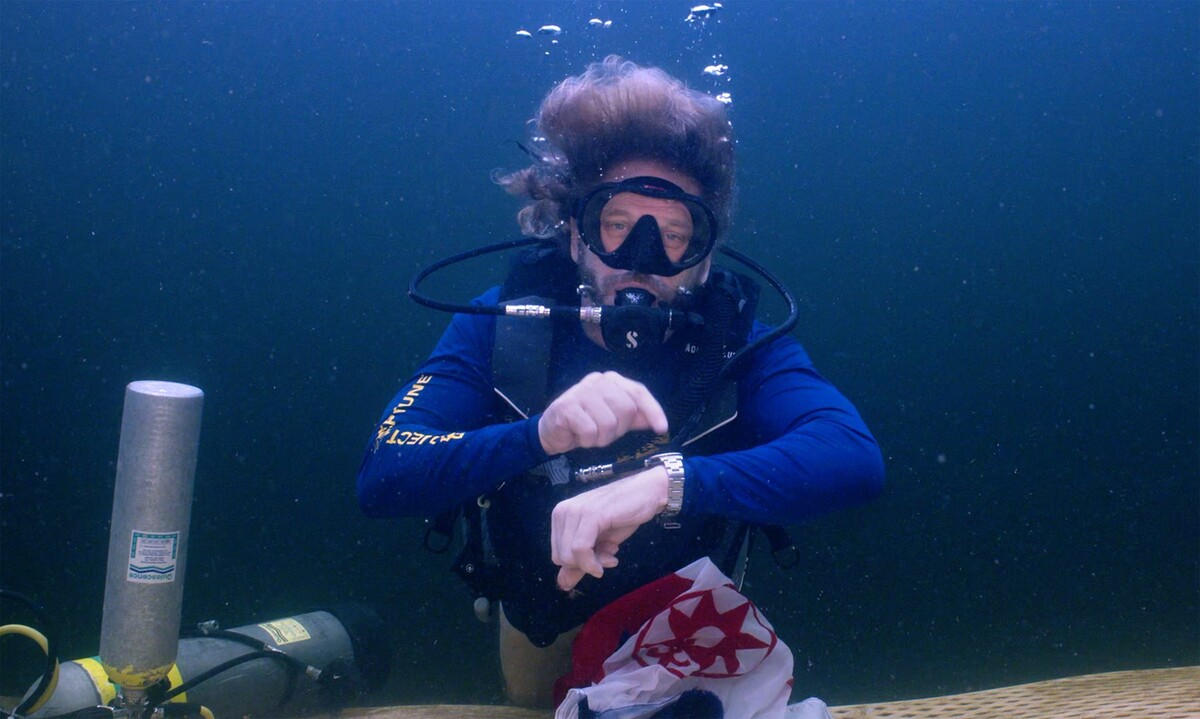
[{"xmin": 356, "ymin": 56, "xmax": 884, "ymax": 709}]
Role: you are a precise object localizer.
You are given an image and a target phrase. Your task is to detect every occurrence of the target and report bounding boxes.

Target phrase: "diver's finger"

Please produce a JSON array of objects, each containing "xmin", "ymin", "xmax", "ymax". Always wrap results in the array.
[
  {"xmin": 624, "ymin": 378, "xmax": 668, "ymax": 435},
  {"xmin": 567, "ymin": 522, "xmax": 604, "ymax": 579},
  {"xmin": 551, "ymin": 506, "xmax": 581, "ymax": 567},
  {"xmin": 594, "ymin": 538, "xmax": 621, "ymax": 568},
  {"xmin": 558, "ymin": 566, "xmax": 586, "ymax": 592}
]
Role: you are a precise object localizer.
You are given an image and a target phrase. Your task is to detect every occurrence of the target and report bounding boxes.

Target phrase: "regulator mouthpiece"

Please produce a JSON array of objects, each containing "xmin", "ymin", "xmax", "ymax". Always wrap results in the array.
[
  {"xmin": 601, "ymin": 288, "xmax": 670, "ymax": 357},
  {"xmin": 614, "ymin": 286, "xmax": 656, "ymax": 307}
]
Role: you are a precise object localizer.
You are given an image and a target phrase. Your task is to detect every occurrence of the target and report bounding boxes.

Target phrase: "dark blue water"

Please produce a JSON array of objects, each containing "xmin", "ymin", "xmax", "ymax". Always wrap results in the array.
[{"xmin": 2, "ymin": 1, "xmax": 1196, "ymax": 707}]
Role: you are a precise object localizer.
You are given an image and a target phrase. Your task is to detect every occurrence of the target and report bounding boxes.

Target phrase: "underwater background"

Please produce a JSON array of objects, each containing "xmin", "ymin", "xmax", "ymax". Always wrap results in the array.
[{"xmin": 2, "ymin": 0, "xmax": 1197, "ymax": 707}]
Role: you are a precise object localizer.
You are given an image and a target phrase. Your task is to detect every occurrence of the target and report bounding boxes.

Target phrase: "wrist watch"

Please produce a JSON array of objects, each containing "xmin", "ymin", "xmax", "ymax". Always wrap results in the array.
[{"xmin": 646, "ymin": 452, "xmax": 685, "ymax": 529}]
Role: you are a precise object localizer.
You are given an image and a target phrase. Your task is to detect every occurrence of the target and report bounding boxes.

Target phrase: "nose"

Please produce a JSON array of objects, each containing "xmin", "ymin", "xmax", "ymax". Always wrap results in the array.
[{"xmin": 627, "ymin": 215, "xmax": 665, "ymax": 262}]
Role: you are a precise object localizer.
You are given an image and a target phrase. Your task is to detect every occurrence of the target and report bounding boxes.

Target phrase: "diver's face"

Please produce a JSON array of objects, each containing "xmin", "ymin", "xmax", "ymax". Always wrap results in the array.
[
  {"xmin": 570, "ymin": 159, "xmax": 712, "ymax": 310},
  {"xmin": 595, "ymin": 192, "xmax": 697, "ymax": 264}
]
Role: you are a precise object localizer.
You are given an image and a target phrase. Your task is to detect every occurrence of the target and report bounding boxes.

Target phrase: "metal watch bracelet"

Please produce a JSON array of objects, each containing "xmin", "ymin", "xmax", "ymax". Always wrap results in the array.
[{"xmin": 646, "ymin": 452, "xmax": 685, "ymax": 529}]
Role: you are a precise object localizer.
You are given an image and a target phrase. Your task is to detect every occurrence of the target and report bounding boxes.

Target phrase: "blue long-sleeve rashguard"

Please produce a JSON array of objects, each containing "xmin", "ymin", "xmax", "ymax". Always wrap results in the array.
[{"xmin": 357, "ymin": 286, "xmax": 884, "ymax": 527}]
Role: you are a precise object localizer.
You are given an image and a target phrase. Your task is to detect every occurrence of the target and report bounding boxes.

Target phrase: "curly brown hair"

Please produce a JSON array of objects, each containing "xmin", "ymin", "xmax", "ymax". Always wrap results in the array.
[{"xmin": 495, "ymin": 56, "xmax": 736, "ymax": 250}]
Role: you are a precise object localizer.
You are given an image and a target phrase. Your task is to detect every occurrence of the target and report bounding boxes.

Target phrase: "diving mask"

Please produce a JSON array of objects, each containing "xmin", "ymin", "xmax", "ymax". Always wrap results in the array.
[{"xmin": 572, "ymin": 176, "xmax": 718, "ymax": 277}]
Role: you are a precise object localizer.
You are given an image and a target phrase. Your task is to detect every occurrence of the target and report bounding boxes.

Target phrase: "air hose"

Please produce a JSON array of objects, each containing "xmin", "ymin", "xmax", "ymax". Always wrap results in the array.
[{"xmin": 0, "ymin": 590, "xmax": 60, "ymax": 718}]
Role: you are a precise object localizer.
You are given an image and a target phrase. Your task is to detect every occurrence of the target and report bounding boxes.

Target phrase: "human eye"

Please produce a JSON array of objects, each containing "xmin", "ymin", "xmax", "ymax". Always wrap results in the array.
[
  {"xmin": 600, "ymin": 219, "xmax": 631, "ymax": 250},
  {"xmin": 663, "ymin": 231, "xmax": 690, "ymax": 248}
]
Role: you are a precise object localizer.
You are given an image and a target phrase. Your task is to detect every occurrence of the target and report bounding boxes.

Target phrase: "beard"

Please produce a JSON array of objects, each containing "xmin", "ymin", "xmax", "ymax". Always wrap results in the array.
[{"xmin": 576, "ymin": 257, "xmax": 699, "ymax": 311}]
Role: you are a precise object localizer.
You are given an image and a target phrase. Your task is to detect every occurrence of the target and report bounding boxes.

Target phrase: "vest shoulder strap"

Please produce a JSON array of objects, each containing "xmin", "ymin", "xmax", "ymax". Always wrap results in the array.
[
  {"xmin": 492, "ymin": 242, "xmax": 576, "ymax": 418},
  {"xmin": 492, "ymin": 295, "xmax": 555, "ymax": 419}
]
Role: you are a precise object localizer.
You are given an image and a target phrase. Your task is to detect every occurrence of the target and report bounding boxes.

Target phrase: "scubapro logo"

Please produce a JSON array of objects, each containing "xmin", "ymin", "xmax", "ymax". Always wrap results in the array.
[{"xmin": 625, "ymin": 330, "xmax": 639, "ymax": 349}]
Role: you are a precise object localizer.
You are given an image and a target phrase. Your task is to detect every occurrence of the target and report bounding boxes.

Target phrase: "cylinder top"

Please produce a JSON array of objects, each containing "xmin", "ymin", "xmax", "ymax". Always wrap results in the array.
[{"xmin": 127, "ymin": 381, "xmax": 204, "ymax": 399}]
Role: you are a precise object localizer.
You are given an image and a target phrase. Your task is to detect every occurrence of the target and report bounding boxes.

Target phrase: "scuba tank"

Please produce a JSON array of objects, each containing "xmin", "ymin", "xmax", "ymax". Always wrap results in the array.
[{"xmin": 14, "ymin": 604, "xmax": 388, "ymax": 719}]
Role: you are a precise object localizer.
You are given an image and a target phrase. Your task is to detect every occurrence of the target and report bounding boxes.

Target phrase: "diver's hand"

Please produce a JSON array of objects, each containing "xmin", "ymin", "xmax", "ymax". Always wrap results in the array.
[
  {"xmin": 551, "ymin": 466, "xmax": 669, "ymax": 592},
  {"xmin": 538, "ymin": 371, "xmax": 668, "ymax": 456}
]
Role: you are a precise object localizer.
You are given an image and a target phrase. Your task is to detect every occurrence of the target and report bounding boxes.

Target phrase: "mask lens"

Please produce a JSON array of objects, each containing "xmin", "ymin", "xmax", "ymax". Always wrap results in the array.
[{"xmin": 576, "ymin": 178, "xmax": 716, "ymax": 275}]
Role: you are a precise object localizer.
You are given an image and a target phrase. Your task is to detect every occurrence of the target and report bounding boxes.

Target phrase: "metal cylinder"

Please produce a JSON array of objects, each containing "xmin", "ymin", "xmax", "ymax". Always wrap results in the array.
[
  {"xmin": 26, "ymin": 660, "xmax": 111, "ymax": 716},
  {"xmin": 31, "ymin": 605, "xmax": 391, "ymax": 719},
  {"xmin": 99, "ymin": 381, "xmax": 203, "ymax": 691},
  {"xmin": 172, "ymin": 610, "xmax": 357, "ymax": 718}
]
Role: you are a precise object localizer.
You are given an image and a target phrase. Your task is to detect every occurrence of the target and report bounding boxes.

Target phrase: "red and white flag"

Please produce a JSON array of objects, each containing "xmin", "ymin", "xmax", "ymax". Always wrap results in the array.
[{"xmin": 554, "ymin": 558, "xmax": 830, "ymax": 719}]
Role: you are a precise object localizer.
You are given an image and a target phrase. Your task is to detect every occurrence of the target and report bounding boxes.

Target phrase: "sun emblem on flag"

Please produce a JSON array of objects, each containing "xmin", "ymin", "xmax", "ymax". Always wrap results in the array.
[{"xmin": 631, "ymin": 583, "xmax": 778, "ymax": 678}]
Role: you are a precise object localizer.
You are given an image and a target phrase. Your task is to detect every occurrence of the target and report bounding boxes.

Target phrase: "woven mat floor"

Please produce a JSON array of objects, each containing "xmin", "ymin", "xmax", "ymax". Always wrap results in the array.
[{"xmin": 341, "ymin": 665, "xmax": 1200, "ymax": 718}]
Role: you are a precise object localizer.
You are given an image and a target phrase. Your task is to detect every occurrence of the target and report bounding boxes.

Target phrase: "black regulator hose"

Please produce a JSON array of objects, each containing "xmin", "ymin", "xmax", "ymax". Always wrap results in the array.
[
  {"xmin": 664, "ymin": 275, "xmax": 736, "ymax": 435},
  {"xmin": 409, "ymin": 237, "xmax": 543, "ymax": 315},
  {"xmin": 0, "ymin": 589, "xmax": 60, "ymax": 719},
  {"xmin": 710, "ymin": 245, "xmax": 799, "ymax": 382},
  {"xmin": 156, "ymin": 650, "xmax": 301, "ymax": 705}
]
